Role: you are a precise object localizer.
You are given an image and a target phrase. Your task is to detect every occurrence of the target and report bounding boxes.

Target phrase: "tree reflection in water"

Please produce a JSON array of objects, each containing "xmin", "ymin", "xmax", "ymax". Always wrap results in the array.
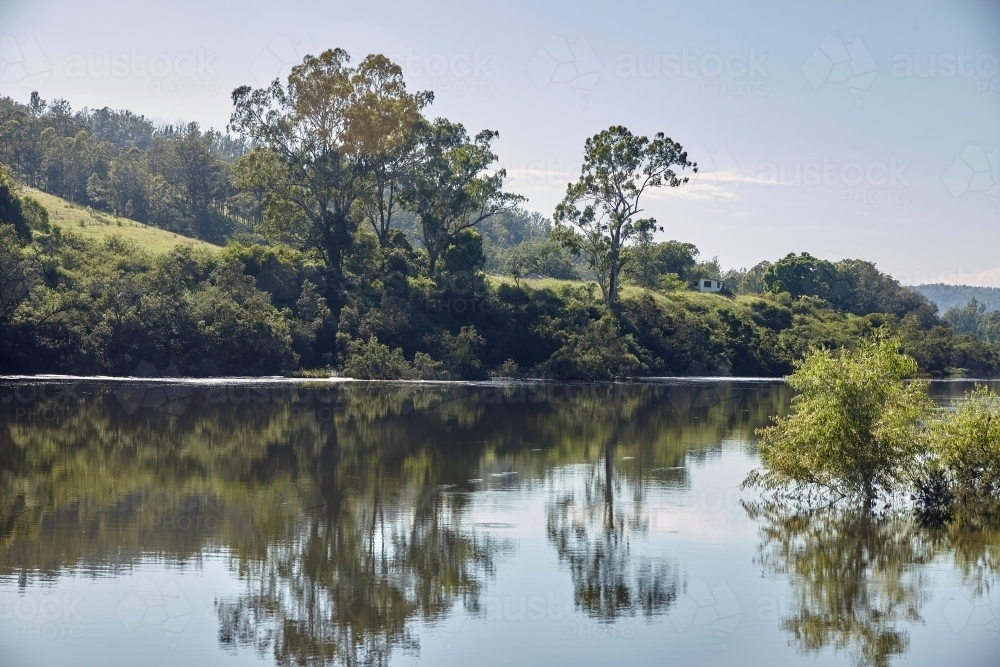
[
  {"xmin": 216, "ymin": 487, "xmax": 505, "ymax": 667},
  {"xmin": 749, "ymin": 501, "xmax": 1000, "ymax": 667},
  {"xmin": 0, "ymin": 378, "xmax": 803, "ymax": 665},
  {"xmin": 545, "ymin": 440, "xmax": 679, "ymax": 620}
]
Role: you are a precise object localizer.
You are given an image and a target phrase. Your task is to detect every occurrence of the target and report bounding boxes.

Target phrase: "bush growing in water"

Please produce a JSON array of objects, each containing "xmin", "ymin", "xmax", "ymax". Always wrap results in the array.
[
  {"xmin": 925, "ymin": 386, "xmax": 1000, "ymax": 517},
  {"xmin": 750, "ymin": 331, "xmax": 1000, "ymax": 522},
  {"xmin": 750, "ymin": 333, "xmax": 930, "ymax": 506}
]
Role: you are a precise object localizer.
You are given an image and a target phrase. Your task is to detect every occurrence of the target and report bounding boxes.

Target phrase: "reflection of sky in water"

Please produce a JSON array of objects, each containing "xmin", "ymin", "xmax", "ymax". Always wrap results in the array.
[{"xmin": 0, "ymin": 380, "xmax": 997, "ymax": 667}]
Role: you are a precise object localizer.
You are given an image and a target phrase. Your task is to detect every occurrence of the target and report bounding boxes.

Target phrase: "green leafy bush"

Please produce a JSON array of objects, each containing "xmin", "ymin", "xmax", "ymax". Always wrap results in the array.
[
  {"xmin": 752, "ymin": 333, "xmax": 931, "ymax": 505},
  {"xmin": 539, "ymin": 317, "xmax": 645, "ymax": 380},
  {"xmin": 929, "ymin": 386, "xmax": 1000, "ymax": 512},
  {"xmin": 343, "ymin": 336, "xmax": 413, "ymax": 380}
]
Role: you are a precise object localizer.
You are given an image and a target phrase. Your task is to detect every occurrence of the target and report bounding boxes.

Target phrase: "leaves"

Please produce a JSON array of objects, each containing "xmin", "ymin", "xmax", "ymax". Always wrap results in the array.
[
  {"xmin": 754, "ymin": 332, "xmax": 931, "ymax": 504},
  {"xmin": 553, "ymin": 126, "xmax": 696, "ymax": 308}
]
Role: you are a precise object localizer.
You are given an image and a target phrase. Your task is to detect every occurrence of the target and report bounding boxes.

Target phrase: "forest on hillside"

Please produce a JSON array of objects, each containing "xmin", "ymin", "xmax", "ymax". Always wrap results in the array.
[
  {"xmin": 914, "ymin": 284, "xmax": 1000, "ymax": 313},
  {"xmin": 1, "ymin": 48, "xmax": 998, "ymax": 380}
]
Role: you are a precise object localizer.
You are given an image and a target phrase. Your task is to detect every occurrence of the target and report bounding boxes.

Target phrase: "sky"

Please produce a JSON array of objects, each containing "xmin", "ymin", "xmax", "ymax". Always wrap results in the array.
[{"xmin": 1, "ymin": 0, "xmax": 998, "ymax": 285}]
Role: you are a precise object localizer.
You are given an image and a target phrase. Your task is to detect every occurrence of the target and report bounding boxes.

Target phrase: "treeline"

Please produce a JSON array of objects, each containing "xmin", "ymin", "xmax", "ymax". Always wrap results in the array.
[
  {"xmin": 1, "ymin": 46, "xmax": 999, "ymax": 379},
  {"xmin": 914, "ymin": 283, "xmax": 1000, "ymax": 313},
  {"xmin": 941, "ymin": 298, "xmax": 1000, "ymax": 343},
  {"xmin": 0, "ymin": 93, "xmax": 243, "ymax": 243},
  {"xmin": 2, "ymin": 175, "xmax": 997, "ymax": 379}
]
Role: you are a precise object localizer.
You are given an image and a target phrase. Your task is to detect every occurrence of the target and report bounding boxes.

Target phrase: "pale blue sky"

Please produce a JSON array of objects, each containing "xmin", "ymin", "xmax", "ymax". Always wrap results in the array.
[{"xmin": 1, "ymin": 0, "xmax": 998, "ymax": 284}]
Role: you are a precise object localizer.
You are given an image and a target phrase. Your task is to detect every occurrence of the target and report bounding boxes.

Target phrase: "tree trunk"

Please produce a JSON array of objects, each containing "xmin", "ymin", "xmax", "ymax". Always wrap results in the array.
[
  {"xmin": 606, "ymin": 261, "xmax": 620, "ymax": 310},
  {"xmin": 427, "ymin": 249, "xmax": 438, "ymax": 277},
  {"xmin": 863, "ymin": 479, "xmax": 876, "ymax": 509}
]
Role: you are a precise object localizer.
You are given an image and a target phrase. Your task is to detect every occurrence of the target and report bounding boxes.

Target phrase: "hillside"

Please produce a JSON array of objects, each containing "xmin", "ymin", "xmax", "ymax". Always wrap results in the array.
[
  {"xmin": 23, "ymin": 186, "xmax": 220, "ymax": 254},
  {"xmin": 912, "ymin": 284, "xmax": 1000, "ymax": 313}
]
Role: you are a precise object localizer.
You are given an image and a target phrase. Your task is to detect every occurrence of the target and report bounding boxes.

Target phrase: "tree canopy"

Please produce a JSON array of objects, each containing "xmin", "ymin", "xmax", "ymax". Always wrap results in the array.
[{"xmin": 554, "ymin": 125, "xmax": 696, "ymax": 308}]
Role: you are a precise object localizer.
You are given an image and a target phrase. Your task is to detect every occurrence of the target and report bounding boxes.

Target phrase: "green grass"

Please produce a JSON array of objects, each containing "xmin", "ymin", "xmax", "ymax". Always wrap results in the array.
[
  {"xmin": 487, "ymin": 274, "xmax": 758, "ymax": 313},
  {"xmin": 23, "ymin": 186, "xmax": 220, "ymax": 254}
]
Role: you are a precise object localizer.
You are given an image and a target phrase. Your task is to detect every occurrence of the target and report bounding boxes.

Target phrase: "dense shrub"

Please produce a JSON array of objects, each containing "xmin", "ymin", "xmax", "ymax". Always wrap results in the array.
[
  {"xmin": 752, "ymin": 334, "xmax": 930, "ymax": 505},
  {"xmin": 342, "ymin": 337, "xmax": 413, "ymax": 380},
  {"xmin": 930, "ymin": 386, "xmax": 1000, "ymax": 512}
]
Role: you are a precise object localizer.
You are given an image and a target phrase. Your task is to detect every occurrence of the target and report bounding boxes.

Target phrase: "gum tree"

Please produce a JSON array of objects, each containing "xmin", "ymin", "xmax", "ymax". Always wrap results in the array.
[
  {"xmin": 402, "ymin": 118, "xmax": 522, "ymax": 276},
  {"xmin": 229, "ymin": 49, "xmax": 429, "ymax": 272},
  {"xmin": 349, "ymin": 54, "xmax": 432, "ymax": 246},
  {"xmin": 554, "ymin": 125, "xmax": 696, "ymax": 309}
]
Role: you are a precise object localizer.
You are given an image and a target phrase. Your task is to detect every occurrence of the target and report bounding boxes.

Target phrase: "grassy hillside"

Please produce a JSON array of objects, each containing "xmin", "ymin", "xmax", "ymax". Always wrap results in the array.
[
  {"xmin": 912, "ymin": 284, "xmax": 1000, "ymax": 313},
  {"xmin": 23, "ymin": 186, "xmax": 220, "ymax": 254},
  {"xmin": 489, "ymin": 274, "xmax": 741, "ymax": 310}
]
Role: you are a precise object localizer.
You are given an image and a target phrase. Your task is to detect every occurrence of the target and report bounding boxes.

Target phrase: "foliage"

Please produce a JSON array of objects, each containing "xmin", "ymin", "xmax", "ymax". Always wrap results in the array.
[
  {"xmin": 752, "ymin": 333, "xmax": 931, "ymax": 505},
  {"xmin": 401, "ymin": 118, "xmax": 522, "ymax": 275},
  {"xmin": 763, "ymin": 252, "xmax": 842, "ymax": 301},
  {"xmin": 505, "ymin": 238, "xmax": 579, "ymax": 283},
  {"xmin": 554, "ymin": 125, "xmax": 696, "ymax": 309},
  {"xmin": 230, "ymin": 49, "xmax": 404, "ymax": 271},
  {"xmin": 622, "ymin": 239, "xmax": 698, "ymax": 288},
  {"xmin": 723, "ymin": 261, "xmax": 771, "ymax": 294},
  {"xmin": 0, "ymin": 169, "xmax": 32, "ymax": 239},
  {"xmin": 928, "ymin": 386, "xmax": 1000, "ymax": 512},
  {"xmin": 0, "ymin": 95, "xmax": 237, "ymax": 242},
  {"xmin": 342, "ymin": 336, "xmax": 414, "ymax": 379},
  {"xmin": 3, "ymin": 183, "xmax": 998, "ymax": 382},
  {"xmin": 764, "ymin": 253, "xmax": 929, "ymax": 318},
  {"xmin": 944, "ymin": 298, "xmax": 1000, "ymax": 344},
  {"xmin": 539, "ymin": 317, "xmax": 645, "ymax": 380}
]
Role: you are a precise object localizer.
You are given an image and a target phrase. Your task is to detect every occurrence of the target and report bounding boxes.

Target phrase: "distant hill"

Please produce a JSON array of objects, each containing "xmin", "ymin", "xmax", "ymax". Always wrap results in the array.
[
  {"xmin": 912, "ymin": 284, "xmax": 1000, "ymax": 313},
  {"xmin": 23, "ymin": 186, "xmax": 220, "ymax": 254}
]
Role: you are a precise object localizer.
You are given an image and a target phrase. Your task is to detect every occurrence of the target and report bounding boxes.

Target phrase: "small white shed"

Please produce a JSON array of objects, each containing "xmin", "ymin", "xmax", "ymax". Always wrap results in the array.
[{"xmin": 693, "ymin": 279, "xmax": 724, "ymax": 293}]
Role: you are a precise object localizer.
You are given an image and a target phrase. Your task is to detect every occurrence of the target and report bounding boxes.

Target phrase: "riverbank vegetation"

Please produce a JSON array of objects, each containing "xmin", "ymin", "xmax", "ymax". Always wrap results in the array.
[
  {"xmin": 747, "ymin": 332, "xmax": 1000, "ymax": 526},
  {"xmin": 2, "ymin": 47, "xmax": 999, "ymax": 379}
]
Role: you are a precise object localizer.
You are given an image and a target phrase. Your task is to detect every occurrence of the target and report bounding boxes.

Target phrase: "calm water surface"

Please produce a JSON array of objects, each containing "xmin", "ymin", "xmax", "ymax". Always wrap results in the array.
[{"xmin": 0, "ymin": 379, "xmax": 997, "ymax": 667}]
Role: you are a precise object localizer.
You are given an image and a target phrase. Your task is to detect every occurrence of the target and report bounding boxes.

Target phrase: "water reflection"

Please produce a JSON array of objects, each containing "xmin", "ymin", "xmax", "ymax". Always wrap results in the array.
[
  {"xmin": 0, "ymin": 380, "xmax": 996, "ymax": 666},
  {"xmin": 749, "ymin": 501, "xmax": 999, "ymax": 667},
  {"xmin": 546, "ymin": 456, "xmax": 680, "ymax": 619},
  {"xmin": 749, "ymin": 504, "xmax": 933, "ymax": 667}
]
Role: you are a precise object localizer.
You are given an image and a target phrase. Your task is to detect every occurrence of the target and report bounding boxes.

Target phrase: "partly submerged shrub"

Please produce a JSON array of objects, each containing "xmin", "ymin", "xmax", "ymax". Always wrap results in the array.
[
  {"xmin": 751, "ymin": 332, "xmax": 930, "ymax": 505},
  {"xmin": 929, "ymin": 386, "xmax": 1000, "ymax": 515},
  {"xmin": 911, "ymin": 464, "xmax": 955, "ymax": 526}
]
